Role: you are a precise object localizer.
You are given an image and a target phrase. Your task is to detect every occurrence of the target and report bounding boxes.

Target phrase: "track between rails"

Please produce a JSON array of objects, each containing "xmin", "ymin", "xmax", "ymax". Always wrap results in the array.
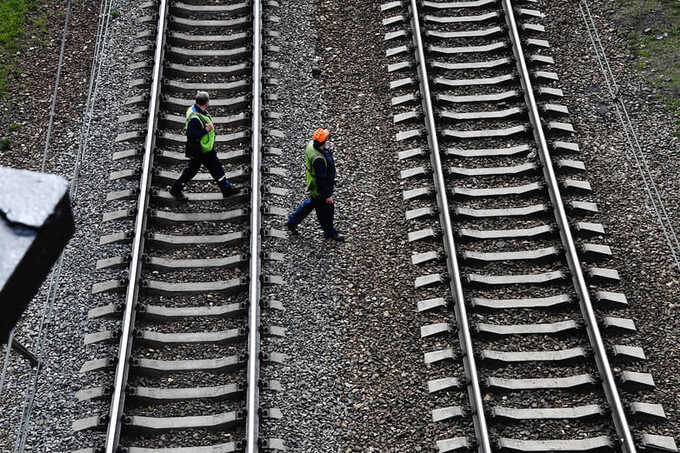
[
  {"xmin": 71, "ymin": 0, "xmax": 288, "ymax": 451},
  {"xmin": 382, "ymin": 0, "xmax": 678, "ymax": 451}
]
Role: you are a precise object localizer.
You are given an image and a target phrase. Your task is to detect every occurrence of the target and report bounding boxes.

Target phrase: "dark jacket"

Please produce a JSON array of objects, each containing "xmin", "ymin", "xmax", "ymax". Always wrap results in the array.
[
  {"xmin": 312, "ymin": 146, "xmax": 336, "ymax": 199},
  {"xmin": 186, "ymin": 104, "xmax": 209, "ymax": 140}
]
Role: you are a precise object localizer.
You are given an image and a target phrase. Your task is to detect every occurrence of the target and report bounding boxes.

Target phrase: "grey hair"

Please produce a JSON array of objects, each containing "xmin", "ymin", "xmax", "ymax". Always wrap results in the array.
[{"xmin": 195, "ymin": 91, "xmax": 210, "ymax": 105}]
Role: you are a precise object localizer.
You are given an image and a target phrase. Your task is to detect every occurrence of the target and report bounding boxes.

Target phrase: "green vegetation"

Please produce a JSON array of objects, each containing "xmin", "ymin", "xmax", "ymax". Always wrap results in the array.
[
  {"xmin": 614, "ymin": 0, "xmax": 680, "ymax": 132},
  {"xmin": 33, "ymin": 11, "xmax": 47, "ymax": 33},
  {"xmin": 0, "ymin": 0, "xmax": 32, "ymax": 94},
  {"xmin": 666, "ymin": 99, "xmax": 680, "ymax": 136},
  {"xmin": 0, "ymin": 137, "xmax": 11, "ymax": 149},
  {"xmin": 0, "ymin": 0, "xmax": 49, "ymax": 97},
  {"xmin": 111, "ymin": 9, "xmax": 120, "ymax": 18},
  {"xmin": 8, "ymin": 122, "xmax": 20, "ymax": 131}
]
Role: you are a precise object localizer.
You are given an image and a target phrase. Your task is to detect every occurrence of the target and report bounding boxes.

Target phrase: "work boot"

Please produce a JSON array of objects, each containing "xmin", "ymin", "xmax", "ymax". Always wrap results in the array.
[
  {"xmin": 219, "ymin": 180, "xmax": 238, "ymax": 197},
  {"xmin": 326, "ymin": 231, "xmax": 345, "ymax": 242},
  {"xmin": 285, "ymin": 221, "xmax": 299, "ymax": 236},
  {"xmin": 169, "ymin": 182, "xmax": 188, "ymax": 201}
]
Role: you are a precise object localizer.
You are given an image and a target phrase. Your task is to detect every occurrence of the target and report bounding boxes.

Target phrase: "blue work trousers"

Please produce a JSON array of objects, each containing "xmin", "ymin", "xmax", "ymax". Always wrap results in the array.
[
  {"xmin": 288, "ymin": 197, "xmax": 336, "ymax": 237},
  {"xmin": 177, "ymin": 149, "xmax": 230, "ymax": 187}
]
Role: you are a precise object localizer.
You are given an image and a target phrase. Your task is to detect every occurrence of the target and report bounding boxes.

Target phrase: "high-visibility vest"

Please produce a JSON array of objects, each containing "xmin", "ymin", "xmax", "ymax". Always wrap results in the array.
[
  {"xmin": 304, "ymin": 141, "xmax": 325, "ymax": 198},
  {"xmin": 185, "ymin": 106, "xmax": 215, "ymax": 153}
]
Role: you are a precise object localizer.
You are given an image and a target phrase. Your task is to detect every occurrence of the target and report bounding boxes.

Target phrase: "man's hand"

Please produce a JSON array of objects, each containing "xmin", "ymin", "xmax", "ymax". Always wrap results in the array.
[
  {"xmin": 205, "ymin": 122, "xmax": 214, "ymax": 132},
  {"xmin": 325, "ymin": 197, "xmax": 334, "ymax": 204}
]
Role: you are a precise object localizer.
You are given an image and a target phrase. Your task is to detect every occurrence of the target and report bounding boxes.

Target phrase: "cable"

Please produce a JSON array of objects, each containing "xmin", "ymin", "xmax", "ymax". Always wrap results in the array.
[
  {"xmin": 579, "ymin": 0, "xmax": 680, "ymax": 274},
  {"xmin": 8, "ymin": 0, "xmax": 116, "ymax": 447},
  {"xmin": 9, "ymin": 0, "xmax": 73, "ymax": 447},
  {"xmin": 0, "ymin": 0, "xmax": 76, "ymax": 399},
  {"xmin": 0, "ymin": 328, "xmax": 16, "ymax": 394}
]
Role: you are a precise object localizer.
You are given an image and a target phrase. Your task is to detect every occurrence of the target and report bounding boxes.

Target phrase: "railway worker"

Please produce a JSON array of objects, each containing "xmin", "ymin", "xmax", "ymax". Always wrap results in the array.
[
  {"xmin": 285, "ymin": 128, "xmax": 344, "ymax": 242},
  {"xmin": 170, "ymin": 91, "xmax": 238, "ymax": 201}
]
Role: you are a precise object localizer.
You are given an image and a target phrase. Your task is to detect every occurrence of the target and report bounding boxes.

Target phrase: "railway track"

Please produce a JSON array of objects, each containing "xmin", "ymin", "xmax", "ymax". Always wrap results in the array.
[
  {"xmin": 71, "ymin": 0, "xmax": 287, "ymax": 451},
  {"xmin": 382, "ymin": 0, "xmax": 678, "ymax": 451}
]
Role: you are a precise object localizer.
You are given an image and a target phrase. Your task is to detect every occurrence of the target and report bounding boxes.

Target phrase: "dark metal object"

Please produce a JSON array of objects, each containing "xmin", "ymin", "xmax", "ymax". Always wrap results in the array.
[
  {"xmin": 0, "ymin": 167, "xmax": 75, "ymax": 343},
  {"xmin": 10, "ymin": 339, "xmax": 39, "ymax": 367}
]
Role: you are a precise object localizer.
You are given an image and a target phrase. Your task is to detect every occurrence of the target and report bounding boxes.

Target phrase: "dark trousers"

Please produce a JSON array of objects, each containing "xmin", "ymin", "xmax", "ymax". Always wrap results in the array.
[
  {"xmin": 175, "ymin": 149, "xmax": 230, "ymax": 188},
  {"xmin": 288, "ymin": 197, "xmax": 337, "ymax": 237}
]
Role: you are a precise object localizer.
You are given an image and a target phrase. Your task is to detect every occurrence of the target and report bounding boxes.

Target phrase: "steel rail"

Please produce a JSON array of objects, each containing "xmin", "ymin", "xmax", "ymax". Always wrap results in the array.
[
  {"xmin": 245, "ymin": 0, "xmax": 263, "ymax": 449},
  {"xmin": 408, "ymin": 2, "xmax": 493, "ymax": 451},
  {"xmin": 103, "ymin": 0, "xmax": 169, "ymax": 450},
  {"xmin": 501, "ymin": 1, "xmax": 636, "ymax": 451}
]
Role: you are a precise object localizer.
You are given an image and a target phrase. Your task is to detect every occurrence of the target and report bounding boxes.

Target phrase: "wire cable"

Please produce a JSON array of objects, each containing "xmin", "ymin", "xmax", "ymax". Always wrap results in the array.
[
  {"xmin": 579, "ymin": 0, "xmax": 680, "ymax": 274},
  {"xmin": 7, "ymin": 0, "xmax": 116, "ymax": 447}
]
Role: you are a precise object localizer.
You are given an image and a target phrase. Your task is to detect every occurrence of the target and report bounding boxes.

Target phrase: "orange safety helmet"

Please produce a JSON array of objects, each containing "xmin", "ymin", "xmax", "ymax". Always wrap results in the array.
[{"xmin": 312, "ymin": 128, "xmax": 330, "ymax": 143}]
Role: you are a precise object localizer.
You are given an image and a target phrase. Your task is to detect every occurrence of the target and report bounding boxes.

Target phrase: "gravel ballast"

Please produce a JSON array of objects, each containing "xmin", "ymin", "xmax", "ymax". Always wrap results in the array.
[
  {"xmin": 544, "ymin": 0, "xmax": 680, "ymax": 442},
  {"xmin": 1, "ymin": 0, "xmax": 679, "ymax": 450},
  {"xmin": 263, "ymin": 0, "xmax": 432, "ymax": 450},
  {"xmin": 0, "ymin": 0, "xmax": 155, "ymax": 450}
]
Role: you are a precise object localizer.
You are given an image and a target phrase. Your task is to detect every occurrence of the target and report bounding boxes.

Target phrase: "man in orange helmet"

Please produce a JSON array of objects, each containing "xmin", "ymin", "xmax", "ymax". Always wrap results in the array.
[{"xmin": 285, "ymin": 128, "xmax": 344, "ymax": 241}]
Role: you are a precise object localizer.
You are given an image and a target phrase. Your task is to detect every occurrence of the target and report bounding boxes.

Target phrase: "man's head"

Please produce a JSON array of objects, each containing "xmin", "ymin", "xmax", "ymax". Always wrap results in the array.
[
  {"xmin": 195, "ymin": 91, "xmax": 210, "ymax": 109},
  {"xmin": 312, "ymin": 128, "xmax": 330, "ymax": 149}
]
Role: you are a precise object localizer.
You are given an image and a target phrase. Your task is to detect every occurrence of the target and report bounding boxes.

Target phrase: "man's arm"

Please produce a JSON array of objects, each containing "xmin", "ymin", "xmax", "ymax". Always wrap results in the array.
[{"xmin": 313, "ymin": 158, "xmax": 332, "ymax": 200}]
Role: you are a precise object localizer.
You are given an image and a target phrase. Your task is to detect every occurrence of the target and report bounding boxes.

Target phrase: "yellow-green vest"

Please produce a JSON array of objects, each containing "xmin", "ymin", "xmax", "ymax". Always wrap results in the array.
[
  {"xmin": 304, "ymin": 141, "xmax": 325, "ymax": 198},
  {"xmin": 185, "ymin": 106, "xmax": 215, "ymax": 153}
]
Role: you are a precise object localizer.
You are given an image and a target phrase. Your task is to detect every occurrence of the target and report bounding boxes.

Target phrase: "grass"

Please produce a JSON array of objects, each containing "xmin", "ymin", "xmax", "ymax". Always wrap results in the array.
[
  {"xmin": 666, "ymin": 99, "xmax": 680, "ymax": 136},
  {"xmin": 0, "ymin": 0, "xmax": 50, "ymax": 97},
  {"xmin": 614, "ymin": 0, "xmax": 680, "ymax": 133},
  {"xmin": 0, "ymin": 0, "xmax": 34, "ymax": 94},
  {"xmin": 0, "ymin": 137, "xmax": 10, "ymax": 149},
  {"xmin": 8, "ymin": 122, "xmax": 20, "ymax": 131}
]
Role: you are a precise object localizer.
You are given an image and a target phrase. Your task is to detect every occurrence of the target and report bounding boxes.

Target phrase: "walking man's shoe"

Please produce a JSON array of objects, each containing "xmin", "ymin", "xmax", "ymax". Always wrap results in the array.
[
  {"xmin": 326, "ymin": 232, "xmax": 345, "ymax": 242},
  {"xmin": 285, "ymin": 221, "xmax": 299, "ymax": 236},
  {"xmin": 220, "ymin": 184, "xmax": 239, "ymax": 198},
  {"xmin": 169, "ymin": 183, "xmax": 189, "ymax": 202}
]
